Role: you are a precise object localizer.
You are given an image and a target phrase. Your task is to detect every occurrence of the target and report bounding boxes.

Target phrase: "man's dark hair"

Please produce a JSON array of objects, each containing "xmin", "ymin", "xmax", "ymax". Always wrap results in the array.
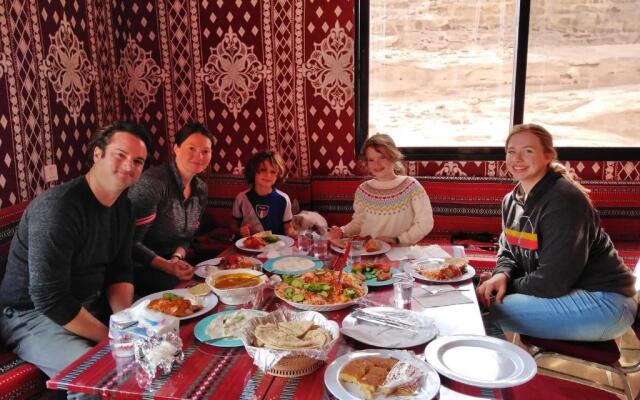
[
  {"xmin": 244, "ymin": 150, "xmax": 287, "ymax": 186},
  {"xmin": 175, "ymin": 122, "xmax": 213, "ymax": 146},
  {"xmin": 86, "ymin": 121, "xmax": 153, "ymax": 168}
]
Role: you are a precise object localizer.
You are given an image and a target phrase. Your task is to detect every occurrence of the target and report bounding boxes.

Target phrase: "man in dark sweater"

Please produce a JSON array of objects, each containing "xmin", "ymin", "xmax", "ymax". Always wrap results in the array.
[{"xmin": 0, "ymin": 121, "xmax": 151, "ymax": 378}]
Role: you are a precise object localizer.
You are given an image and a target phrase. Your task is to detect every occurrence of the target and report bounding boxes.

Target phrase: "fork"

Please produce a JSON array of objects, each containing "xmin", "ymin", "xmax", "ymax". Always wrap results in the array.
[{"xmin": 420, "ymin": 287, "xmax": 469, "ymax": 296}]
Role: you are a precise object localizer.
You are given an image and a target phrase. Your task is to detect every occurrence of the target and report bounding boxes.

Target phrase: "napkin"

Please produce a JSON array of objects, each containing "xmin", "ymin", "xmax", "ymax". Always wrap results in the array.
[
  {"xmin": 413, "ymin": 245, "xmax": 451, "ymax": 259},
  {"xmin": 258, "ymin": 241, "xmax": 290, "ymax": 258},
  {"xmin": 385, "ymin": 246, "xmax": 414, "ymax": 261},
  {"xmin": 413, "ymin": 285, "xmax": 473, "ymax": 308},
  {"xmin": 386, "ymin": 244, "xmax": 453, "ymax": 261},
  {"xmin": 341, "ymin": 324, "xmax": 418, "ymax": 348}
]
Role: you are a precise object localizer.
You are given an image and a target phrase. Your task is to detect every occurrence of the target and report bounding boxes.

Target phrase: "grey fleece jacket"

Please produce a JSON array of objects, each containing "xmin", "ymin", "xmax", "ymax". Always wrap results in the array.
[{"xmin": 128, "ymin": 163, "xmax": 208, "ymax": 265}]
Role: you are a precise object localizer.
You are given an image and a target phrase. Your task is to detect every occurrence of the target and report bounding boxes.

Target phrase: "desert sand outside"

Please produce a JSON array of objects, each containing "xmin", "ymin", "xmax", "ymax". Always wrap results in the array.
[{"xmin": 368, "ymin": 0, "xmax": 640, "ymax": 148}]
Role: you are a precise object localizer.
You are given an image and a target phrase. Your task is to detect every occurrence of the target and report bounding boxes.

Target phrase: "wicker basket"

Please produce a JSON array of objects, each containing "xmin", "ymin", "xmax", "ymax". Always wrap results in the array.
[{"xmin": 267, "ymin": 354, "xmax": 324, "ymax": 378}]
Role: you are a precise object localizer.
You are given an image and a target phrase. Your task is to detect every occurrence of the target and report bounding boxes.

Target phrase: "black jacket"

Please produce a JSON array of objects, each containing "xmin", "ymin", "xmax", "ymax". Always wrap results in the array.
[{"xmin": 493, "ymin": 171, "xmax": 635, "ymax": 298}]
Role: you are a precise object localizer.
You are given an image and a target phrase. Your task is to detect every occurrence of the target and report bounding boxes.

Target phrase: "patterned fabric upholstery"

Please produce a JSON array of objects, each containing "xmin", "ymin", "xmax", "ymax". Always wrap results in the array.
[
  {"xmin": 0, "ymin": 353, "xmax": 46, "ymax": 400},
  {"xmin": 204, "ymin": 176, "xmax": 640, "ymax": 269},
  {"xmin": 0, "ymin": 203, "xmax": 47, "ymax": 399}
]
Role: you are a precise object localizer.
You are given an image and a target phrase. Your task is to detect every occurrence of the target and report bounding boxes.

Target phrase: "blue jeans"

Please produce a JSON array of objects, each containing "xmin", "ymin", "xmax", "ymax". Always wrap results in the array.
[
  {"xmin": 487, "ymin": 290, "xmax": 637, "ymax": 341},
  {"xmin": 0, "ymin": 307, "xmax": 94, "ymax": 378}
]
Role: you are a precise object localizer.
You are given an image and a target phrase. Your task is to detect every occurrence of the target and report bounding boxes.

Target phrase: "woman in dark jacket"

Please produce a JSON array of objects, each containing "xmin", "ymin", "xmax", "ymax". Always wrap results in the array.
[
  {"xmin": 476, "ymin": 123, "xmax": 636, "ymax": 341},
  {"xmin": 129, "ymin": 122, "xmax": 213, "ymax": 295}
]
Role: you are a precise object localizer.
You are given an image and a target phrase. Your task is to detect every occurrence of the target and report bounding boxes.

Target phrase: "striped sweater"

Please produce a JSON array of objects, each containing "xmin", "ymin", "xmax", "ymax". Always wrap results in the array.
[{"xmin": 341, "ymin": 176, "xmax": 433, "ymax": 244}]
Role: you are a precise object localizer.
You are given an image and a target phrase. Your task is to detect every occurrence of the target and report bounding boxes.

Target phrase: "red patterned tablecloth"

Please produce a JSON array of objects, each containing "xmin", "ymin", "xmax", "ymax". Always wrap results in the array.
[{"xmin": 47, "ymin": 244, "xmax": 513, "ymax": 399}]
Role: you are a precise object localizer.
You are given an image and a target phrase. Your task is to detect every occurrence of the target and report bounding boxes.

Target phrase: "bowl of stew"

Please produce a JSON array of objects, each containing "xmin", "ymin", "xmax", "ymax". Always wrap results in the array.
[{"xmin": 206, "ymin": 268, "xmax": 268, "ymax": 305}]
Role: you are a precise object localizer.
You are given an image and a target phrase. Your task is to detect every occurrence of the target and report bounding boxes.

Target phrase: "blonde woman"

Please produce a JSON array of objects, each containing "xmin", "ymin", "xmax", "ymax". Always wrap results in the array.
[
  {"xmin": 476, "ymin": 124, "xmax": 636, "ymax": 341},
  {"xmin": 329, "ymin": 134, "xmax": 433, "ymax": 245}
]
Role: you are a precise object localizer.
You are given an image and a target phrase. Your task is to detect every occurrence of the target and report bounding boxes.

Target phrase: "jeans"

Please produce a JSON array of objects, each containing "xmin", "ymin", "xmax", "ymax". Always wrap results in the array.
[
  {"xmin": 0, "ymin": 307, "xmax": 93, "ymax": 378},
  {"xmin": 487, "ymin": 289, "xmax": 637, "ymax": 341}
]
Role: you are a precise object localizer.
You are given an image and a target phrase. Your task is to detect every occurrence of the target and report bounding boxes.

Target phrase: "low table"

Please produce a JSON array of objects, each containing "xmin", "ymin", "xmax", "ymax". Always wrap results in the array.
[{"xmin": 47, "ymin": 244, "xmax": 519, "ymax": 399}]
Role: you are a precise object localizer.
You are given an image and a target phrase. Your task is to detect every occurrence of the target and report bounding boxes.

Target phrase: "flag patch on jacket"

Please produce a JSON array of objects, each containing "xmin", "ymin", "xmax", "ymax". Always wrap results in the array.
[{"xmin": 505, "ymin": 228, "xmax": 538, "ymax": 250}]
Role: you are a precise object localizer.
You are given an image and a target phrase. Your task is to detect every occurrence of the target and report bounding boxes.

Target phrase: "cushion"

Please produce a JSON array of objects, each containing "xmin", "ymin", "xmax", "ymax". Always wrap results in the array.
[
  {"xmin": 520, "ymin": 335, "xmax": 621, "ymax": 365},
  {"xmin": 0, "ymin": 352, "xmax": 47, "ymax": 400}
]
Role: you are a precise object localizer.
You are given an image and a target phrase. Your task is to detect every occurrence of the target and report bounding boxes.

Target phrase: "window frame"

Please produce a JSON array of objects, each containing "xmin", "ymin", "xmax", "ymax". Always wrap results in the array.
[{"xmin": 355, "ymin": 0, "xmax": 640, "ymax": 161}]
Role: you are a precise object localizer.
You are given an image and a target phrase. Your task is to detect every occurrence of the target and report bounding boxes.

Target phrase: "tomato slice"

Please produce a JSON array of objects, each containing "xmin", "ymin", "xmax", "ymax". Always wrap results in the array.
[{"xmin": 377, "ymin": 272, "xmax": 391, "ymax": 281}]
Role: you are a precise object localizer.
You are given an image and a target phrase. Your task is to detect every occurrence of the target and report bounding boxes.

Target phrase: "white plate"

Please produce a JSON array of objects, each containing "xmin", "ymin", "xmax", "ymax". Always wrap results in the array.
[
  {"xmin": 194, "ymin": 309, "xmax": 268, "ymax": 347},
  {"xmin": 424, "ymin": 335, "xmax": 537, "ymax": 388},
  {"xmin": 262, "ymin": 255, "xmax": 323, "ymax": 274},
  {"xmin": 404, "ymin": 259, "xmax": 476, "ymax": 283},
  {"xmin": 196, "ymin": 257, "xmax": 222, "ymax": 268},
  {"xmin": 324, "ymin": 349, "xmax": 440, "ymax": 400},
  {"xmin": 235, "ymin": 234, "xmax": 294, "ymax": 252},
  {"xmin": 331, "ymin": 240, "xmax": 391, "ymax": 257},
  {"xmin": 194, "ymin": 256, "xmax": 263, "ymax": 278},
  {"xmin": 194, "ymin": 257, "xmax": 222, "ymax": 279},
  {"xmin": 132, "ymin": 288, "xmax": 218, "ymax": 321},
  {"xmin": 274, "ymin": 285, "xmax": 368, "ymax": 312},
  {"xmin": 341, "ymin": 307, "xmax": 438, "ymax": 348}
]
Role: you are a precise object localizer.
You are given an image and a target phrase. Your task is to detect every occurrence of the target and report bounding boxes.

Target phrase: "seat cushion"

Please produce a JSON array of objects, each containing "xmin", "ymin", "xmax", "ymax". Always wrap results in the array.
[
  {"xmin": 520, "ymin": 335, "xmax": 621, "ymax": 365},
  {"xmin": 0, "ymin": 352, "xmax": 46, "ymax": 399}
]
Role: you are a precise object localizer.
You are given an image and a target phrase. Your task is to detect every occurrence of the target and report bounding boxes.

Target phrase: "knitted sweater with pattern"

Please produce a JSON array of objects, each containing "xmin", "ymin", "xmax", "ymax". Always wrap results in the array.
[{"xmin": 341, "ymin": 176, "xmax": 433, "ymax": 244}]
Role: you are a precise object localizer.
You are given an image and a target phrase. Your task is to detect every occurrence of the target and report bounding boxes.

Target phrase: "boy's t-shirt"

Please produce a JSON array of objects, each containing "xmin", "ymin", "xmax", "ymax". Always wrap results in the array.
[{"xmin": 232, "ymin": 188, "xmax": 293, "ymax": 235}]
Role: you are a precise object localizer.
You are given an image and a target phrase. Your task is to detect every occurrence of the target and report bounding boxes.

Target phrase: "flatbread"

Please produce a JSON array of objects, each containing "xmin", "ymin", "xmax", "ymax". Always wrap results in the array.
[
  {"xmin": 253, "ymin": 321, "xmax": 331, "ymax": 350},
  {"xmin": 277, "ymin": 320, "xmax": 313, "ymax": 337},
  {"xmin": 187, "ymin": 283, "xmax": 211, "ymax": 296},
  {"xmin": 272, "ymin": 257, "xmax": 316, "ymax": 272}
]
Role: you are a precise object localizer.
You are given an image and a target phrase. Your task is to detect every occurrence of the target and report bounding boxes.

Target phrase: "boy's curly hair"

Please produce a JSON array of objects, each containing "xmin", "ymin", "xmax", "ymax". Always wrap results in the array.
[{"xmin": 244, "ymin": 150, "xmax": 287, "ymax": 186}]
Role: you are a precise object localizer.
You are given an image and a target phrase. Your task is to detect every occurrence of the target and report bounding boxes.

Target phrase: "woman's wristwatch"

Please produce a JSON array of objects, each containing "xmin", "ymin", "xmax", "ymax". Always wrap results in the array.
[{"xmin": 171, "ymin": 253, "xmax": 184, "ymax": 261}]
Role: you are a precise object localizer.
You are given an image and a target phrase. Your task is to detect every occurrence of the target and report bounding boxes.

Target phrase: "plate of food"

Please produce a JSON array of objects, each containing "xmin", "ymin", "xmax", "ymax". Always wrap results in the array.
[
  {"xmin": 341, "ymin": 307, "xmax": 438, "ymax": 348},
  {"xmin": 235, "ymin": 231, "xmax": 294, "ymax": 252},
  {"xmin": 263, "ymin": 255, "xmax": 323, "ymax": 275},
  {"xmin": 241, "ymin": 309, "xmax": 340, "ymax": 376},
  {"xmin": 344, "ymin": 262, "xmax": 400, "ymax": 287},
  {"xmin": 405, "ymin": 257, "xmax": 475, "ymax": 283},
  {"xmin": 194, "ymin": 309, "xmax": 268, "ymax": 347},
  {"xmin": 324, "ymin": 349, "xmax": 440, "ymax": 400},
  {"xmin": 330, "ymin": 238, "xmax": 391, "ymax": 256},
  {"xmin": 195, "ymin": 254, "xmax": 263, "ymax": 278},
  {"xmin": 275, "ymin": 269, "xmax": 367, "ymax": 312},
  {"xmin": 132, "ymin": 288, "xmax": 218, "ymax": 321}
]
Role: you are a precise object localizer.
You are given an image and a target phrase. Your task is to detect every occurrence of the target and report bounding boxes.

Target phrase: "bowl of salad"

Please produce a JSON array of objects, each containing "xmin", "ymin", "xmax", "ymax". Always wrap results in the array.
[
  {"xmin": 344, "ymin": 262, "xmax": 401, "ymax": 287},
  {"xmin": 275, "ymin": 269, "xmax": 367, "ymax": 312}
]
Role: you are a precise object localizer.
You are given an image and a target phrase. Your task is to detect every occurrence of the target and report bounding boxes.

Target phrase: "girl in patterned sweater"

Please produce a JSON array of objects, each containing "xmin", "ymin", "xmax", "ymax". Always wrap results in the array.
[{"xmin": 329, "ymin": 134, "xmax": 433, "ymax": 245}]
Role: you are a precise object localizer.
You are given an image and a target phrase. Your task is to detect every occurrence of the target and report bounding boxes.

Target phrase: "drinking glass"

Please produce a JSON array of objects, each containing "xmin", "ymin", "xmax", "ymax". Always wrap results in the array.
[
  {"xmin": 313, "ymin": 236, "xmax": 329, "ymax": 260},
  {"xmin": 348, "ymin": 240, "xmax": 364, "ymax": 268},
  {"xmin": 296, "ymin": 230, "xmax": 313, "ymax": 255},
  {"xmin": 392, "ymin": 273, "xmax": 414, "ymax": 309}
]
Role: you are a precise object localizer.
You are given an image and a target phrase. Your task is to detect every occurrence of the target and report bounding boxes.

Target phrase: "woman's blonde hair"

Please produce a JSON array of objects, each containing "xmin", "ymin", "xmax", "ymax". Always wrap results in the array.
[
  {"xmin": 507, "ymin": 123, "xmax": 591, "ymax": 198},
  {"xmin": 360, "ymin": 133, "xmax": 405, "ymax": 175}
]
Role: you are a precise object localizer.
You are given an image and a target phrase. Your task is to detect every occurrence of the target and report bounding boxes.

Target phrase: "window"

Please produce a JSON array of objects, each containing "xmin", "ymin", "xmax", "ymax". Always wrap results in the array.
[
  {"xmin": 356, "ymin": 0, "xmax": 640, "ymax": 160},
  {"xmin": 525, "ymin": 0, "xmax": 640, "ymax": 148}
]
